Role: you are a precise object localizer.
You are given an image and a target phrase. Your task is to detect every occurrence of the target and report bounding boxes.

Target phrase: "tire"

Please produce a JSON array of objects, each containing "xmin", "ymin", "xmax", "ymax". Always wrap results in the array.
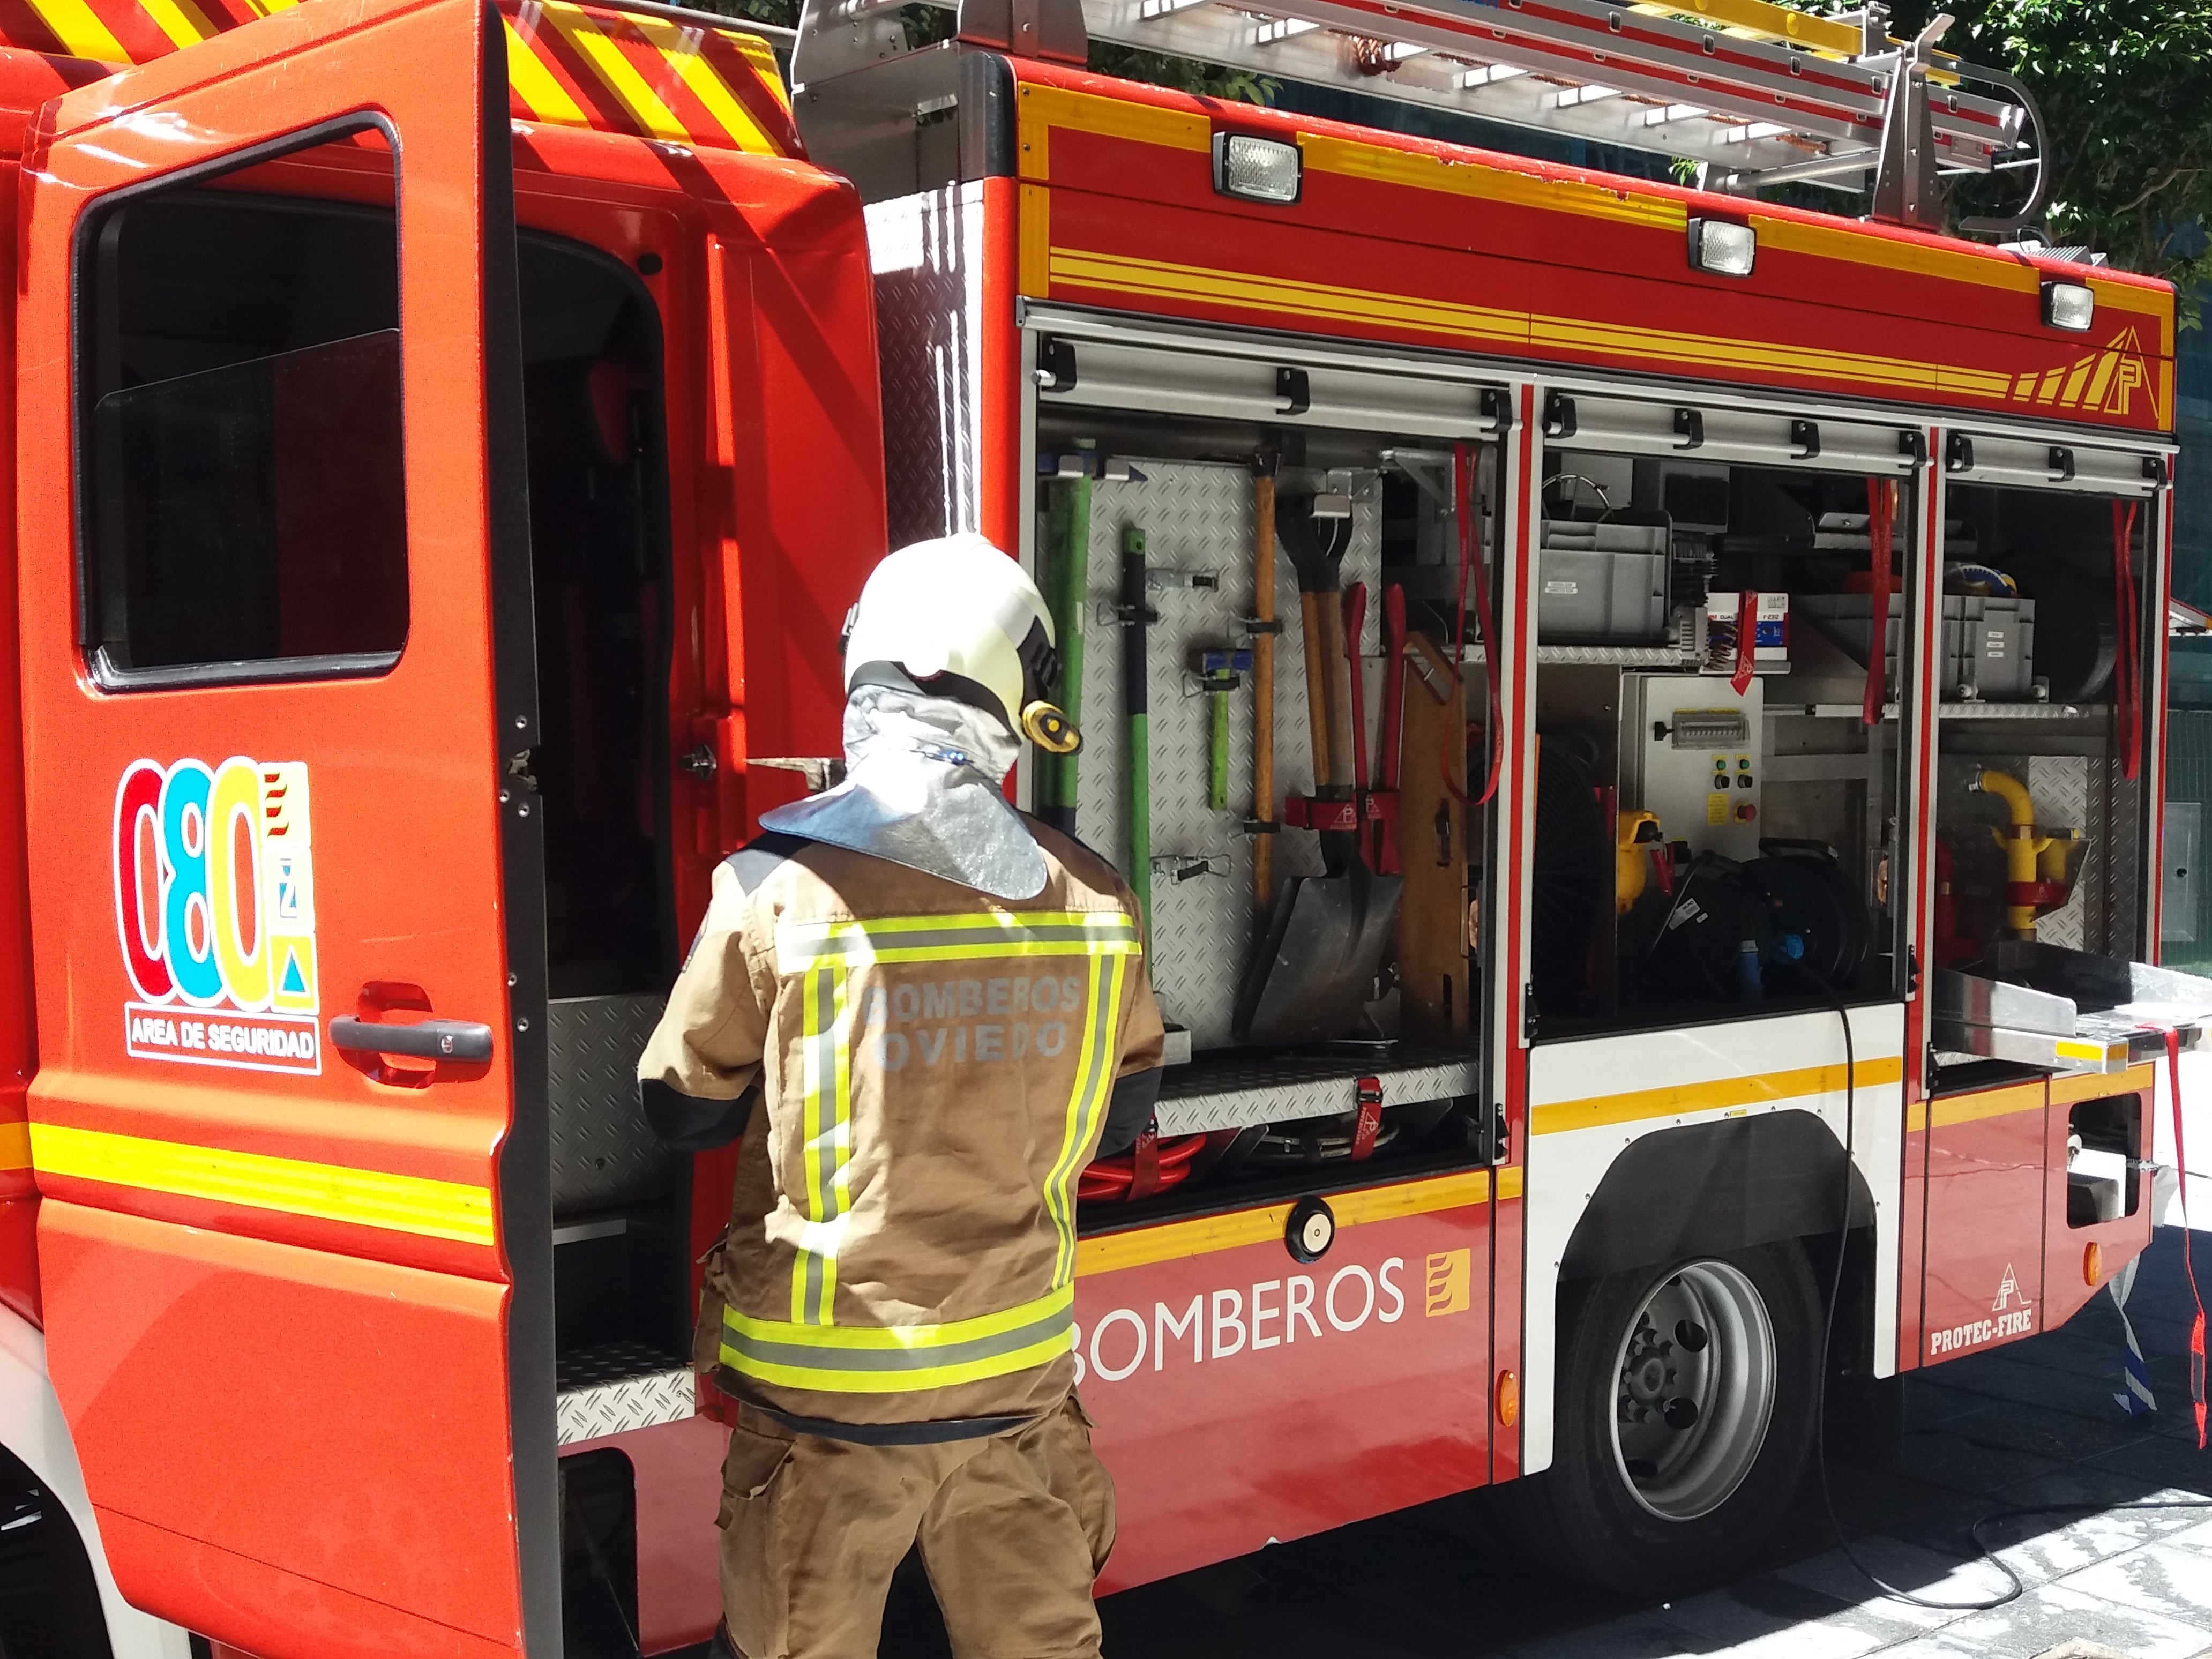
[{"xmin": 1504, "ymin": 1241, "xmax": 1821, "ymax": 1597}]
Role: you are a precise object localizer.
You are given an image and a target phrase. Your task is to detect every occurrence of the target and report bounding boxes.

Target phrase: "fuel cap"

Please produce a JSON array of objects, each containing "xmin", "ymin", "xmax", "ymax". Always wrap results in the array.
[{"xmin": 1286, "ymin": 1195, "xmax": 1335, "ymax": 1263}]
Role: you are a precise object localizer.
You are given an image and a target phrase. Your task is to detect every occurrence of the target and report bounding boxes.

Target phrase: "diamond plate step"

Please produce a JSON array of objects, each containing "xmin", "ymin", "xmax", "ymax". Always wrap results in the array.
[
  {"xmin": 556, "ymin": 1341, "xmax": 694, "ymax": 1445},
  {"xmin": 1154, "ymin": 1048, "xmax": 1480, "ymax": 1135}
]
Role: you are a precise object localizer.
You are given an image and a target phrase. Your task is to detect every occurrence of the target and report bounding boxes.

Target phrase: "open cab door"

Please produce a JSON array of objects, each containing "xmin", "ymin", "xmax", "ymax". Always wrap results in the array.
[{"xmin": 16, "ymin": 3, "xmax": 554, "ymax": 1654}]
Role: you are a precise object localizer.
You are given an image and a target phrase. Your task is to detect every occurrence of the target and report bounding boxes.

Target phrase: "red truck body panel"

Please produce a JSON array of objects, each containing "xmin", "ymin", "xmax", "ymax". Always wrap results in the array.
[
  {"xmin": 0, "ymin": 1, "xmax": 2173, "ymax": 1651},
  {"xmin": 1004, "ymin": 63, "xmax": 2174, "ymax": 438}
]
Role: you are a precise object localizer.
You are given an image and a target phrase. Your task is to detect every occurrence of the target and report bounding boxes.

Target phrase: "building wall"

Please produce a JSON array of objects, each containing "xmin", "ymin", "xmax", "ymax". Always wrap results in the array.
[{"xmin": 2165, "ymin": 303, "xmax": 2212, "ymax": 967}]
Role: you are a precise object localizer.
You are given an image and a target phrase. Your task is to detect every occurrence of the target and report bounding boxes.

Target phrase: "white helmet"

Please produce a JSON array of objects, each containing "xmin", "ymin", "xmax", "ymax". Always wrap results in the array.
[{"xmin": 842, "ymin": 533, "xmax": 1079, "ymax": 753}]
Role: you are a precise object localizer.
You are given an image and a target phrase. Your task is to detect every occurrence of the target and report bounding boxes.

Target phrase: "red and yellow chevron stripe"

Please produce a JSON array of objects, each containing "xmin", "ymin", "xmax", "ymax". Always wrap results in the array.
[{"xmin": 0, "ymin": 0, "xmax": 799, "ymax": 156}]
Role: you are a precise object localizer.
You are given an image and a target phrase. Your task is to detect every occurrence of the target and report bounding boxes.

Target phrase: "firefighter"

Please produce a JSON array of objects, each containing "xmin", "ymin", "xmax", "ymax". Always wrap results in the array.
[{"xmin": 638, "ymin": 533, "xmax": 1166, "ymax": 1659}]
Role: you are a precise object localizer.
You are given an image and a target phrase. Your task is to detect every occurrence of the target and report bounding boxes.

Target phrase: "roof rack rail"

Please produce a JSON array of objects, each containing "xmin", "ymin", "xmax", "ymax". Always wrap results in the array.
[
  {"xmin": 596, "ymin": 0, "xmax": 796, "ymax": 48},
  {"xmin": 793, "ymin": 0, "xmax": 2044, "ymax": 233}
]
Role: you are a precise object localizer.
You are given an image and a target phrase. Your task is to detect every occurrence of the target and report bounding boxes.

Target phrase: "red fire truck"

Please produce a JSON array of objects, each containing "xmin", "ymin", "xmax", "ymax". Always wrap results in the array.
[{"xmin": 0, "ymin": 0, "xmax": 2201, "ymax": 1652}]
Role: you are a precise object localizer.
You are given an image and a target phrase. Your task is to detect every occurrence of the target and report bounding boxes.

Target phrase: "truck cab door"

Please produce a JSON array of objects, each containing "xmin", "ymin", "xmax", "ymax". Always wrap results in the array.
[{"xmin": 14, "ymin": 4, "xmax": 554, "ymax": 1656}]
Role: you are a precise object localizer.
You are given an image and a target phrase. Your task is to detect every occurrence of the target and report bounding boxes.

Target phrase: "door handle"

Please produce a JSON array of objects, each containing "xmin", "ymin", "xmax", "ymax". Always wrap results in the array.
[{"xmin": 329, "ymin": 1015, "xmax": 494, "ymax": 1063}]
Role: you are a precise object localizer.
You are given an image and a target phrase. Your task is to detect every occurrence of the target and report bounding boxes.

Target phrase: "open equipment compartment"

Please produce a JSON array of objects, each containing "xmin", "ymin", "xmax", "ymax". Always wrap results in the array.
[
  {"xmin": 869, "ymin": 183, "xmax": 1506, "ymax": 1217},
  {"xmin": 1922, "ymin": 435, "xmax": 2208, "ymax": 1084},
  {"xmin": 1027, "ymin": 326, "xmax": 1506, "ymax": 1209},
  {"xmin": 1928, "ymin": 459, "xmax": 2156, "ymax": 980},
  {"xmin": 1525, "ymin": 391, "xmax": 1922, "ymax": 1036}
]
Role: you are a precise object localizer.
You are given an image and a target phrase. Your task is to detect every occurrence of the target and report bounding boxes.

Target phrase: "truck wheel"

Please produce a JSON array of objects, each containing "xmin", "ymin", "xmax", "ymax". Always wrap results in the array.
[{"xmin": 1510, "ymin": 1242, "xmax": 1821, "ymax": 1597}]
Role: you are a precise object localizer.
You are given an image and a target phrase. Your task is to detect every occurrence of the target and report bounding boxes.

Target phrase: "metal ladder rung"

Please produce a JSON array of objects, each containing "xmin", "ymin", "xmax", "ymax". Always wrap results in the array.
[
  {"xmin": 795, "ymin": 0, "xmax": 2046, "ymax": 229},
  {"xmin": 1092, "ymin": 0, "xmax": 2018, "ymax": 170}
]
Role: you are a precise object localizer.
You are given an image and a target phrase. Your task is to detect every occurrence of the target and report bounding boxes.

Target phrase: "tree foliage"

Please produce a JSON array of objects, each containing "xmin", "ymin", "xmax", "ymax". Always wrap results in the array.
[
  {"xmin": 1085, "ymin": 43, "xmax": 1272, "ymax": 103},
  {"xmin": 1901, "ymin": 0, "xmax": 2212, "ymax": 319}
]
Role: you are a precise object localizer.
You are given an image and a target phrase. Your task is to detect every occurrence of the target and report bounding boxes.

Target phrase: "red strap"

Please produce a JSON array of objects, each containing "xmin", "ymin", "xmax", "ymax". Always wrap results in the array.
[
  {"xmin": 1450, "ymin": 442, "xmax": 1504, "ymax": 807},
  {"xmin": 1730, "ymin": 589, "xmax": 1758, "ymax": 696},
  {"xmin": 2164, "ymin": 1026, "xmax": 2207, "ymax": 1448},
  {"xmin": 1126, "ymin": 1125, "xmax": 1162, "ymax": 1201},
  {"xmin": 1350, "ymin": 1075, "xmax": 1384, "ymax": 1162},
  {"xmin": 1863, "ymin": 479, "xmax": 1894, "ymax": 727},
  {"xmin": 2114, "ymin": 499, "xmax": 2141, "ymax": 782}
]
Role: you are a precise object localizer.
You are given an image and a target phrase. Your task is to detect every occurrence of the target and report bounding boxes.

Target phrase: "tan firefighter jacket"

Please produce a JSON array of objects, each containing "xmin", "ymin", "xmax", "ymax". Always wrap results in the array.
[{"xmin": 638, "ymin": 819, "xmax": 1166, "ymax": 1430}]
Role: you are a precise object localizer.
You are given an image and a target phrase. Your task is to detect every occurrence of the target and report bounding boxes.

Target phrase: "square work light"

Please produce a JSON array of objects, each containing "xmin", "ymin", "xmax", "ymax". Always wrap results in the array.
[
  {"xmin": 1687, "ymin": 218, "xmax": 1757, "ymax": 276},
  {"xmin": 2042, "ymin": 279, "xmax": 2095, "ymax": 332},
  {"xmin": 1214, "ymin": 133, "xmax": 1303, "ymax": 205}
]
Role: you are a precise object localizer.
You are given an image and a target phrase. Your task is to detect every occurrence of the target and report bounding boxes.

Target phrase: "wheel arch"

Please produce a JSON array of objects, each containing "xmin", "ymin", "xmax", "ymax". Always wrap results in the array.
[
  {"xmin": 0, "ymin": 1302, "xmax": 193, "ymax": 1659},
  {"xmin": 1557, "ymin": 1108, "xmax": 1875, "ymax": 1288}
]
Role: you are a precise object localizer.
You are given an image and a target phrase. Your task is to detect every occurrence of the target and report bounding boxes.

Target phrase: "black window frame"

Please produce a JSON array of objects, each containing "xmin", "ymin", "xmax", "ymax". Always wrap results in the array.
[{"xmin": 70, "ymin": 113, "xmax": 411, "ymax": 693}]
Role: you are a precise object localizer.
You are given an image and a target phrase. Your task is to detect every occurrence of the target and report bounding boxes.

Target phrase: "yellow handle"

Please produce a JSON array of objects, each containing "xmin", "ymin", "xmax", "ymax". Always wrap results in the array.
[{"xmin": 1978, "ymin": 769, "xmax": 2052, "ymax": 937}]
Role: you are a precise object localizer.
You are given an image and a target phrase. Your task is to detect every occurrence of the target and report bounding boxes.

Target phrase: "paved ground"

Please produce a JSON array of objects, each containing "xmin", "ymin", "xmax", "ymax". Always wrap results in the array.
[{"xmin": 1080, "ymin": 1224, "xmax": 2212, "ymax": 1659}]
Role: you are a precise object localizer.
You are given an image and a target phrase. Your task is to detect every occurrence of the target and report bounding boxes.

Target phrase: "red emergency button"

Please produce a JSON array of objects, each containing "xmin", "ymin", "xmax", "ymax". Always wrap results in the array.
[{"xmin": 1735, "ymin": 802, "xmax": 1758, "ymax": 822}]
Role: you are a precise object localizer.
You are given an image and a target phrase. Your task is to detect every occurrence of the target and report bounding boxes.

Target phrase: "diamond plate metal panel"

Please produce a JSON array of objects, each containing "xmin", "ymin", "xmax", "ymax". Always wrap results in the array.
[
  {"xmin": 868, "ymin": 185, "xmax": 985, "ymax": 550},
  {"xmin": 1059, "ymin": 460, "xmax": 1384, "ymax": 1050},
  {"xmin": 555, "ymin": 1341, "xmax": 693, "ymax": 1445},
  {"xmin": 2028, "ymin": 754, "xmax": 2090, "ymax": 951},
  {"xmin": 2103, "ymin": 755, "xmax": 2143, "ymax": 956},
  {"xmin": 1153, "ymin": 1050, "xmax": 1480, "ymax": 1135},
  {"xmin": 549, "ymin": 995, "xmax": 677, "ymax": 1220}
]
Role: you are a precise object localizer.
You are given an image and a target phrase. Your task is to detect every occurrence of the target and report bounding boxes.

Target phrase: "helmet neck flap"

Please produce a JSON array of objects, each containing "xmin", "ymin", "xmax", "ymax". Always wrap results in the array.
[{"xmin": 757, "ymin": 684, "xmax": 1047, "ymax": 900}]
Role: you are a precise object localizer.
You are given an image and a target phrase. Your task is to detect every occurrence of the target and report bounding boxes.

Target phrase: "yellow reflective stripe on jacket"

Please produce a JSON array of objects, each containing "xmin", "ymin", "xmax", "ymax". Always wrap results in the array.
[
  {"xmin": 721, "ymin": 1285, "xmax": 1075, "ymax": 1394},
  {"xmin": 792, "ymin": 964, "xmax": 854, "ymax": 1326},
  {"xmin": 766, "ymin": 906, "xmax": 1140, "ymax": 1335},
  {"xmin": 1043, "ymin": 953, "xmax": 1127, "ymax": 1288},
  {"xmin": 776, "ymin": 910, "xmax": 1141, "ymax": 970}
]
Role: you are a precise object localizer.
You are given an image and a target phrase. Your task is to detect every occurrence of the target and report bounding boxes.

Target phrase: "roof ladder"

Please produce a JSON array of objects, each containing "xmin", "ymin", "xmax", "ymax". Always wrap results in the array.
[{"xmin": 792, "ymin": 0, "xmax": 2046, "ymax": 232}]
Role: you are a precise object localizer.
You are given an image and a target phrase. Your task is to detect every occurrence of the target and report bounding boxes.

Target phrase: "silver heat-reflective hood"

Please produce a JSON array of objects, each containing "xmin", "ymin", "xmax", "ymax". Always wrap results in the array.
[{"xmin": 759, "ymin": 685, "xmax": 1047, "ymax": 901}]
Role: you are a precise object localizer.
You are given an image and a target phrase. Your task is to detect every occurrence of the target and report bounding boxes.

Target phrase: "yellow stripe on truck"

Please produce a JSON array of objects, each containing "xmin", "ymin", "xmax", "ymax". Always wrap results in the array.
[
  {"xmin": 1531, "ymin": 1055, "xmax": 1905, "ymax": 1136},
  {"xmin": 27, "ymin": 1122, "xmax": 494, "ymax": 1246},
  {"xmin": 1076, "ymin": 1165, "xmax": 1513, "ymax": 1277}
]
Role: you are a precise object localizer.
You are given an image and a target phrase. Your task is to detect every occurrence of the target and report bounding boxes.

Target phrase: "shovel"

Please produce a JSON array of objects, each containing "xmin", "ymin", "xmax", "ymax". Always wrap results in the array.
[{"xmin": 1234, "ymin": 492, "xmax": 1404, "ymax": 1047}]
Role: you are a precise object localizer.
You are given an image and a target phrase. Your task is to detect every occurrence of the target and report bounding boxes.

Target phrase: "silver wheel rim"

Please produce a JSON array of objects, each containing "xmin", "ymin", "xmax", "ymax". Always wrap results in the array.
[{"xmin": 1607, "ymin": 1259, "xmax": 1776, "ymax": 1522}]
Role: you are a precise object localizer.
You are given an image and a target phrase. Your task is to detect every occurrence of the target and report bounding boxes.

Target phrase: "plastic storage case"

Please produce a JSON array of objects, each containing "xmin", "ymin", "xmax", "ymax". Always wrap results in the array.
[
  {"xmin": 1538, "ymin": 520, "xmax": 1669, "ymax": 642},
  {"xmin": 1797, "ymin": 593, "xmax": 2038, "ymax": 701}
]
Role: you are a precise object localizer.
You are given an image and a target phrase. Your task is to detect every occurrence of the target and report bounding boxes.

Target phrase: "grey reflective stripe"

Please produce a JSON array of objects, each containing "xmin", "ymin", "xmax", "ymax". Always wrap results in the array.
[
  {"xmin": 723, "ymin": 1301, "xmax": 1075, "ymax": 1374},
  {"xmin": 783, "ymin": 923, "xmax": 1139, "ymax": 963}
]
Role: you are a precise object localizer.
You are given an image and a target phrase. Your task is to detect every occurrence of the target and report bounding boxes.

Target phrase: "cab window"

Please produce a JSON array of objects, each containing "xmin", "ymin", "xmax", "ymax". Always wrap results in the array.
[{"xmin": 76, "ymin": 154, "xmax": 408, "ymax": 686}]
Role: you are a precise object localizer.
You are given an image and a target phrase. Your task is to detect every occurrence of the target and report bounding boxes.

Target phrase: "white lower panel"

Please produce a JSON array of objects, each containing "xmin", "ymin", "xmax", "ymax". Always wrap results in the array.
[
  {"xmin": 1519, "ymin": 1003, "xmax": 1906, "ymax": 1475},
  {"xmin": 0, "ymin": 1306, "xmax": 193, "ymax": 1659}
]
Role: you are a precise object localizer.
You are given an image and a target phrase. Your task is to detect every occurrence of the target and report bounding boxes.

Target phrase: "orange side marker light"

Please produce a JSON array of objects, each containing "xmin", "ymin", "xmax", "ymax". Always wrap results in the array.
[
  {"xmin": 2084, "ymin": 1242, "xmax": 2103, "ymax": 1287},
  {"xmin": 1496, "ymin": 1370, "xmax": 1520, "ymax": 1428}
]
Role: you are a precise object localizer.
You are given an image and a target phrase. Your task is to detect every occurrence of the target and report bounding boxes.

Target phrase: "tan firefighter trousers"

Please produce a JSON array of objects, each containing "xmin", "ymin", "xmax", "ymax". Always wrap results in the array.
[{"xmin": 716, "ymin": 1394, "xmax": 1116, "ymax": 1658}]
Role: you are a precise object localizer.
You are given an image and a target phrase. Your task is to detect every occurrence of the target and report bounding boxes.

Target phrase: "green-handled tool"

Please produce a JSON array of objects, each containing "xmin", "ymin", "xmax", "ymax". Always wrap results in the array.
[
  {"xmin": 1118, "ymin": 527, "xmax": 1155, "ymax": 935},
  {"xmin": 1040, "ymin": 467, "xmax": 1092, "ymax": 835},
  {"xmin": 1194, "ymin": 647, "xmax": 1254, "ymax": 812}
]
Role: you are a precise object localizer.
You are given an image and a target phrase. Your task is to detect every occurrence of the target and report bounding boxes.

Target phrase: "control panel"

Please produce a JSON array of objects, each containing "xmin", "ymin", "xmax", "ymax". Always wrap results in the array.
[{"xmin": 1636, "ymin": 676, "xmax": 1765, "ymax": 861}]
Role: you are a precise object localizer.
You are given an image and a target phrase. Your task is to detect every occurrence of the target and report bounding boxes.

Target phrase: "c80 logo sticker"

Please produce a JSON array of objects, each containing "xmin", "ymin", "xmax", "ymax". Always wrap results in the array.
[{"xmin": 113, "ymin": 758, "xmax": 321, "ymax": 1074}]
